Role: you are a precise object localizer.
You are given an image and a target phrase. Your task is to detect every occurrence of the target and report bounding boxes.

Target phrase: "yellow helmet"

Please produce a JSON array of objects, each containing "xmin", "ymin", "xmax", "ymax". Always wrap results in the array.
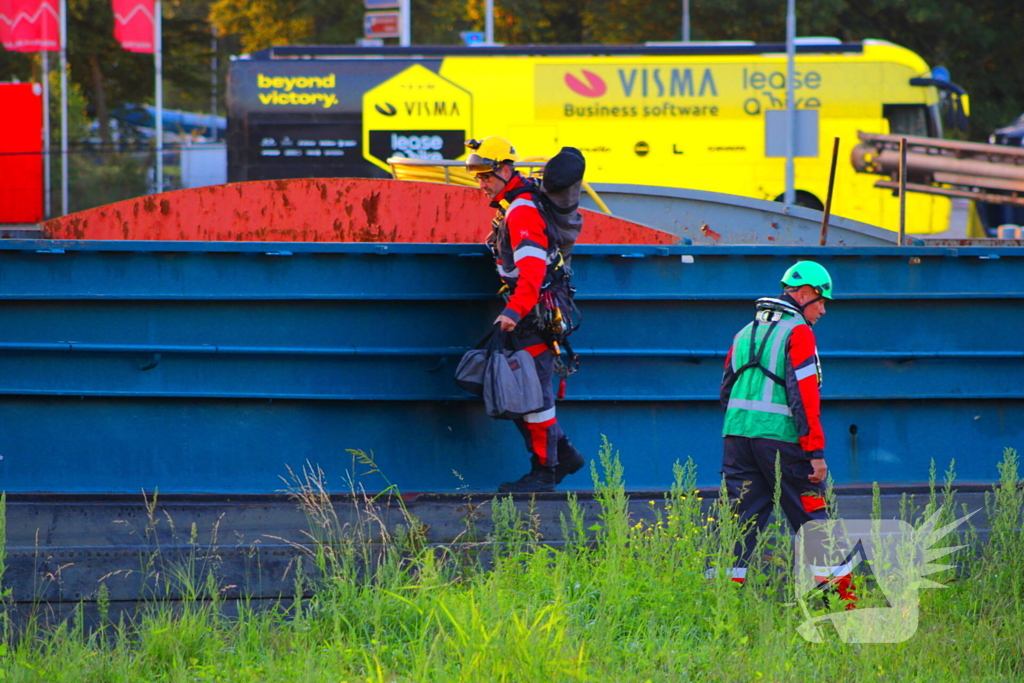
[{"xmin": 465, "ymin": 137, "xmax": 518, "ymax": 173}]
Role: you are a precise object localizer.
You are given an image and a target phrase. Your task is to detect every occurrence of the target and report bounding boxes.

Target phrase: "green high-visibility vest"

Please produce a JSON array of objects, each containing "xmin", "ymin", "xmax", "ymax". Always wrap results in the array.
[{"xmin": 722, "ymin": 312, "xmax": 804, "ymax": 442}]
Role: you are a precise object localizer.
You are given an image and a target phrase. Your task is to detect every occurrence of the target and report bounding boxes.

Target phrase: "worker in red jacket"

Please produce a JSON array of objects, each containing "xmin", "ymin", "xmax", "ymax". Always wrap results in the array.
[
  {"xmin": 719, "ymin": 261, "xmax": 856, "ymax": 607},
  {"xmin": 466, "ymin": 136, "xmax": 585, "ymax": 493}
]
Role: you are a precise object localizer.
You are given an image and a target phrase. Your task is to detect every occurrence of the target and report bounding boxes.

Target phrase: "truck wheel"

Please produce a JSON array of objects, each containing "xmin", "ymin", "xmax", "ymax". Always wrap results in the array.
[{"xmin": 773, "ymin": 190, "xmax": 824, "ymax": 211}]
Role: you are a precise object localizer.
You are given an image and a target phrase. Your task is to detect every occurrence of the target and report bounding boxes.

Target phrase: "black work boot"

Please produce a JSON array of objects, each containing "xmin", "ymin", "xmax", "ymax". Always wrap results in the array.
[
  {"xmin": 498, "ymin": 466, "xmax": 557, "ymax": 494},
  {"xmin": 554, "ymin": 441, "xmax": 586, "ymax": 484}
]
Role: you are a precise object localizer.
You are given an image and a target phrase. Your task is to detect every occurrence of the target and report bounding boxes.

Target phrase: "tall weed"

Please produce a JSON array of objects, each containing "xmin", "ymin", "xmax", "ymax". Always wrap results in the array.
[{"xmin": 2, "ymin": 446, "xmax": 1023, "ymax": 682}]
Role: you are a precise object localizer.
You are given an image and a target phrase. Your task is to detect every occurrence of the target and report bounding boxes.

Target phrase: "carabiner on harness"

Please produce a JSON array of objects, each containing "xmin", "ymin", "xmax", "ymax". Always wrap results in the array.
[{"xmin": 533, "ymin": 282, "xmax": 580, "ymax": 378}]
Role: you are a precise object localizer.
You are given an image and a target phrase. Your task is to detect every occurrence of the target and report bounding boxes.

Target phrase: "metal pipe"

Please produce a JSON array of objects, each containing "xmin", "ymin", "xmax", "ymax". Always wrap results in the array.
[
  {"xmin": 0, "ymin": 343, "xmax": 470, "ymax": 355},
  {"xmin": 0, "ymin": 342, "xmax": 1020, "ymax": 360},
  {"xmin": 485, "ymin": 0, "xmax": 494, "ymax": 44},
  {"xmin": 898, "ymin": 137, "xmax": 907, "ymax": 246},
  {"xmin": 873, "ymin": 180, "xmax": 1024, "ymax": 207},
  {"xmin": 399, "ymin": 0, "xmax": 411, "ymax": 46},
  {"xmin": 819, "ymin": 137, "xmax": 839, "ymax": 246},
  {"xmin": 854, "ymin": 148, "xmax": 1024, "ymax": 183},
  {"xmin": 210, "ymin": 26, "xmax": 218, "ymax": 143},
  {"xmin": 857, "ymin": 131, "xmax": 1024, "ymax": 162},
  {"xmin": 59, "ymin": 0, "xmax": 67, "ymax": 215},
  {"xmin": 784, "ymin": 0, "xmax": 796, "ymax": 205},
  {"xmin": 851, "ymin": 131, "xmax": 1024, "ymax": 207},
  {"xmin": 42, "ymin": 51, "xmax": 51, "ymax": 219},
  {"xmin": 572, "ymin": 349, "xmax": 1024, "ymax": 359},
  {"xmin": 155, "ymin": 0, "xmax": 164, "ymax": 194}
]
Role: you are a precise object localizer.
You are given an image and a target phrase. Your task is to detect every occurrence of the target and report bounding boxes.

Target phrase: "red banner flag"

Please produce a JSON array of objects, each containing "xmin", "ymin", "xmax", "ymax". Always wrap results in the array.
[
  {"xmin": 112, "ymin": 0, "xmax": 154, "ymax": 53},
  {"xmin": 0, "ymin": 0, "xmax": 60, "ymax": 52}
]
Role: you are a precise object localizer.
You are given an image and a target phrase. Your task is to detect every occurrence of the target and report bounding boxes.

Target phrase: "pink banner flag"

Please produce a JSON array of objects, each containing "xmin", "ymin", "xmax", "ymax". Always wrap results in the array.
[
  {"xmin": 0, "ymin": 0, "xmax": 60, "ymax": 52},
  {"xmin": 112, "ymin": 0, "xmax": 154, "ymax": 53}
]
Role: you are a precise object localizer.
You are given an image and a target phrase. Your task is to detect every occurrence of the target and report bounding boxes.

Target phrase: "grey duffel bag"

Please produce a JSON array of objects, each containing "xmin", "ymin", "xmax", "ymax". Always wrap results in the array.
[
  {"xmin": 456, "ymin": 326, "xmax": 545, "ymax": 420},
  {"xmin": 454, "ymin": 327, "xmax": 496, "ymax": 397}
]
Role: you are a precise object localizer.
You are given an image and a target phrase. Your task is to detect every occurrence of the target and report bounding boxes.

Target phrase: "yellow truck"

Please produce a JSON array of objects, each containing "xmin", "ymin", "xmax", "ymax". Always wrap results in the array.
[{"xmin": 228, "ymin": 40, "xmax": 968, "ymax": 233}]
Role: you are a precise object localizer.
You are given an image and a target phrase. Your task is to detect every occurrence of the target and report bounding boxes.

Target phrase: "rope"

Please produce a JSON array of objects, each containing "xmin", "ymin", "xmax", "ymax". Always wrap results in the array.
[{"xmin": 386, "ymin": 157, "xmax": 612, "ymax": 215}]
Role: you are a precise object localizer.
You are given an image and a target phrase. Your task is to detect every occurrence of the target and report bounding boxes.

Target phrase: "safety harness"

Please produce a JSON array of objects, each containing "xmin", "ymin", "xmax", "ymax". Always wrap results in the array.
[
  {"xmin": 492, "ymin": 177, "xmax": 581, "ymax": 380},
  {"xmin": 732, "ymin": 298, "xmax": 806, "ymax": 388}
]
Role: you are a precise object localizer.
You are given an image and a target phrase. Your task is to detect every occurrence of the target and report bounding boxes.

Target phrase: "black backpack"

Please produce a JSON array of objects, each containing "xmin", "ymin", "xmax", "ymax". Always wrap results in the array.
[
  {"xmin": 538, "ymin": 146, "xmax": 586, "ymax": 263},
  {"xmin": 505, "ymin": 146, "xmax": 586, "ymax": 264}
]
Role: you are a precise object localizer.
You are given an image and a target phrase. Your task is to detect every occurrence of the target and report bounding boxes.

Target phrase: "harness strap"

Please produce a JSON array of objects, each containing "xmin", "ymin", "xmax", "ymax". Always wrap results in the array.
[
  {"xmin": 495, "ymin": 179, "xmax": 582, "ymax": 379},
  {"xmin": 734, "ymin": 318, "xmax": 786, "ymax": 387}
]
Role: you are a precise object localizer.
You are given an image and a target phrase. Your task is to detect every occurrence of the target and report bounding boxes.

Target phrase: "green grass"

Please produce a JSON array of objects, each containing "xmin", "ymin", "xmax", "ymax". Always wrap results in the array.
[{"xmin": 0, "ymin": 443, "xmax": 1021, "ymax": 683}]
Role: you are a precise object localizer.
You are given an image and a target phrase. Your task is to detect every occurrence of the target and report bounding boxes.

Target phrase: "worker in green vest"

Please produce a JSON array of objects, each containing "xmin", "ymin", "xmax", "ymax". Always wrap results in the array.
[{"xmin": 719, "ymin": 261, "xmax": 856, "ymax": 606}]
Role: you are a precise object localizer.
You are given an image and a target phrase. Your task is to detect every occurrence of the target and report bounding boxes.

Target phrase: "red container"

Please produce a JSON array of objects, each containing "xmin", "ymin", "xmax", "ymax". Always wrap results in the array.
[{"xmin": 0, "ymin": 82, "xmax": 44, "ymax": 223}]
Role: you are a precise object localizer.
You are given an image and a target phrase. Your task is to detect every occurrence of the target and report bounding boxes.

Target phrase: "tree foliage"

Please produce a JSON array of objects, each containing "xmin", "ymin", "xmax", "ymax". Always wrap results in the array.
[
  {"xmin": 824, "ymin": 0, "xmax": 1022, "ymax": 140},
  {"xmin": 0, "ymin": 0, "xmax": 215, "ymax": 145},
  {"xmin": 208, "ymin": 0, "xmax": 362, "ymax": 52},
  {"xmin": 1, "ymin": 0, "xmax": 1023, "ymax": 141}
]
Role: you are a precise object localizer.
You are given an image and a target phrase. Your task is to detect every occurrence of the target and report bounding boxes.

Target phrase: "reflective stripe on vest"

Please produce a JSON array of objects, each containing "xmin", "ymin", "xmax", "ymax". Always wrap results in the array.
[
  {"xmin": 726, "ymin": 397, "xmax": 793, "ymax": 416},
  {"xmin": 723, "ymin": 314, "xmax": 803, "ymax": 442},
  {"xmin": 507, "ymin": 195, "xmax": 537, "ymax": 213}
]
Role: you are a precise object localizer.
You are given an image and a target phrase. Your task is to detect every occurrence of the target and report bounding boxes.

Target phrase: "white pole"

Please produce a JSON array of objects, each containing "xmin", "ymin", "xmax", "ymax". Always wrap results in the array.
[
  {"xmin": 59, "ymin": 0, "xmax": 67, "ymax": 215},
  {"xmin": 784, "ymin": 0, "xmax": 795, "ymax": 205},
  {"xmin": 682, "ymin": 0, "xmax": 690, "ymax": 42},
  {"xmin": 399, "ymin": 0, "xmax": 410, "ymax": 46},
  {"xmin": 42, "ymin": 51, "xmax": 51, "ymax": 218},
  {"xmin": 155, "ymin": 0, "xmax": 163, "ymax": 193},
  {"xmin": 210, "ymin": 26, "xmax": 218, "ymax": 143},
  {"xmin": 485, "ymin": 0, "xmax": 494, "ymax": 44}
]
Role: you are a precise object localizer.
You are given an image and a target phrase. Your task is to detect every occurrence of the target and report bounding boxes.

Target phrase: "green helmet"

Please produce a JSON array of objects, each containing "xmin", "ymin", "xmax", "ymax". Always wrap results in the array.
[{"xmin": 781, "ymin": 261, "xmax": 833, "ymax": 299}]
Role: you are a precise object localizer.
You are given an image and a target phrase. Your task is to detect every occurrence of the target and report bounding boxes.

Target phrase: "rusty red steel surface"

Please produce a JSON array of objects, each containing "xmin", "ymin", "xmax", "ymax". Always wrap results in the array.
[{"xmin": 42, "ymin": 178, "xmax": 679, "ymax": 244}]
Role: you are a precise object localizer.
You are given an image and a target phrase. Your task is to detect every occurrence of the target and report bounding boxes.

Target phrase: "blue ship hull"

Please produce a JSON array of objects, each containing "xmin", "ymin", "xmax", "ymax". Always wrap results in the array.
[{"xmin": 0, "ymin": 240, "xmax": 1020, "ymax": 494}]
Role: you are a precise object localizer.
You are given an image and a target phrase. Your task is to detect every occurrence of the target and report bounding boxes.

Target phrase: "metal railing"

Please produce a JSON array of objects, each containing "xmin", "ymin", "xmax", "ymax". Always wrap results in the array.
[{"xmin": 385, "ymin": 157, "xmax": 613, "ymax": 214}]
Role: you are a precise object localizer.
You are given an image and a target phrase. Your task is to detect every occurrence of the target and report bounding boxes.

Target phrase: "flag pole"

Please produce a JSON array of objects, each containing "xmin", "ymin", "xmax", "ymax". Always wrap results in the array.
[
  {"xmin": 59, "ymin": 0, "xmax": 67, "ymax": 215},
  {"xmin": 42, "ymin": 50, "xmax": 51, "ymax": 218},
  {"xmin": 154, "ymin": 0, "xmax": 163, "ymax": 193}
]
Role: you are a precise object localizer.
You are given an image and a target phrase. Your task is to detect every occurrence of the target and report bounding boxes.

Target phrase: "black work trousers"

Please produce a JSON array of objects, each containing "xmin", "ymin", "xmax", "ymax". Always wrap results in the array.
[{"xmin": 722, "ymin": 435, "xmax": 827, "ymax": 568}]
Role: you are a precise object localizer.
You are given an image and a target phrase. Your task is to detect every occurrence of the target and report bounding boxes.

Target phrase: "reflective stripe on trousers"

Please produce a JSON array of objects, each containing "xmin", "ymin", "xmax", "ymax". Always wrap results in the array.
[{"xmin": 511, "ymin": 330, "xmax": 565, "ymax": 467}]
